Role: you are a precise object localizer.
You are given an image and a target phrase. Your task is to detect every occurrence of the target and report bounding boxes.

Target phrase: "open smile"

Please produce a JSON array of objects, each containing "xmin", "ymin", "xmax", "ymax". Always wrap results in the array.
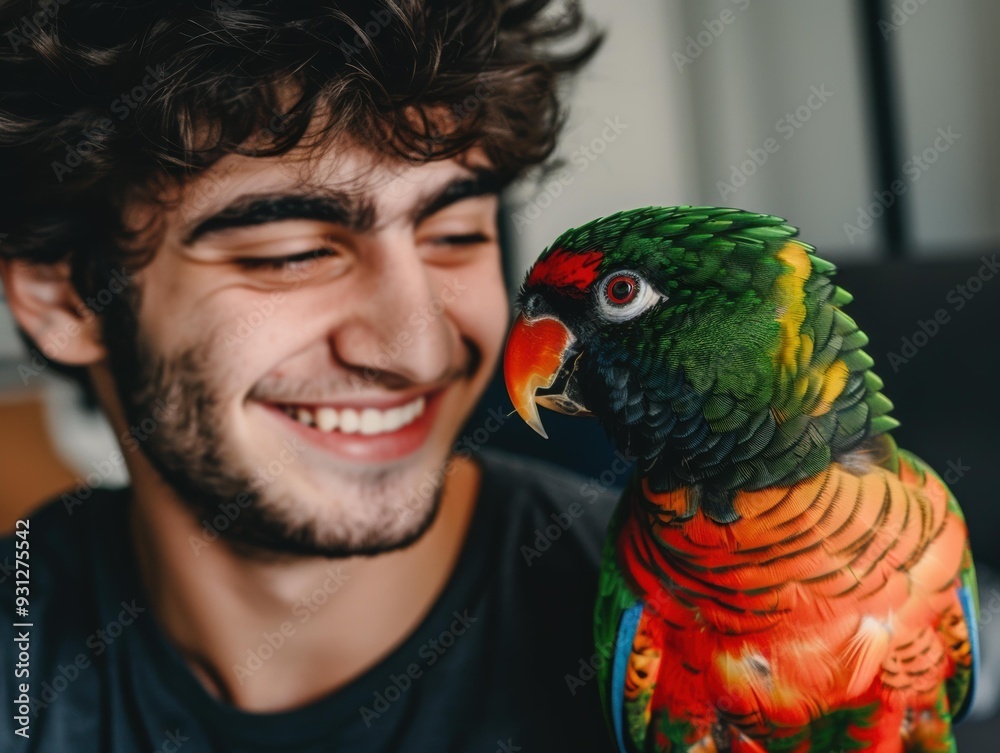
[
  {"xmin": 277, "ymin": 395, "xmax": 427, "ymax": 436},
  {"xmin": 254, "ymin": 389, "xmax": 447, "ymax": 463}
]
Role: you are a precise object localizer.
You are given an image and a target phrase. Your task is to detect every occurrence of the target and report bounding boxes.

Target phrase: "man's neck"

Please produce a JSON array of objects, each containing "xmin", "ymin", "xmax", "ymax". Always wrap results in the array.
[{"xmin": 128, "ymin": 455, "xmax": 481, "ymax": 712}]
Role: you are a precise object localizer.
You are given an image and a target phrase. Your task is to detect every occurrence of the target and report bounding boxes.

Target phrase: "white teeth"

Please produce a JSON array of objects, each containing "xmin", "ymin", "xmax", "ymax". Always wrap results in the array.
[
  {"xmin": 340, "ymin": 408, "xmax": 360, "ymax": 434},
  {"xmin": 383, "ymin": 406, "xmax": 404, "ymax": 432},
  {"xmin": 284, "ymin": 395, "xmax": 427, "ymax": 436},
  {"xmin": 315, "ymin": 407, "xmax": 338, "ymax": 432},
  {"xmin": 359, "ymin": 408, "xmax": 381, "ymax": 435}
]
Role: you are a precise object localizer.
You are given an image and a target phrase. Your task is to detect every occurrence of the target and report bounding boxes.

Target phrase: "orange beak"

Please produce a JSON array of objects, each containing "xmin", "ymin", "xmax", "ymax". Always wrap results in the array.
[{"xmin": 503, "ymin": 313, "xmax": 576, "ymax": 439}]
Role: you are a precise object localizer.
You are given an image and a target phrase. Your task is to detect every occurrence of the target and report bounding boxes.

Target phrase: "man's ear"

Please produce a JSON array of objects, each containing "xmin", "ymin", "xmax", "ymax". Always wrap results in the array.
[{"xmin": 0, "ymin": 258, "xmax": 106, "ymax": 365}]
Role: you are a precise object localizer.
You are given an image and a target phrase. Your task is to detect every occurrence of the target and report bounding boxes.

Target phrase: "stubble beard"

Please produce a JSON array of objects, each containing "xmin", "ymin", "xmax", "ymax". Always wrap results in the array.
[{"xmin": 100, "ymin": 289, "xmax": 449, "ymax": 561}]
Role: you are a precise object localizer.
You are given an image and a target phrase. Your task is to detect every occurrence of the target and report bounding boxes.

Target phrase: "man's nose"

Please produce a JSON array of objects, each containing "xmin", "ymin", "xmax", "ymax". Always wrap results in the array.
[{"xmin": 328, "ymin": 242, "xmax": 454, "ymax": 386}]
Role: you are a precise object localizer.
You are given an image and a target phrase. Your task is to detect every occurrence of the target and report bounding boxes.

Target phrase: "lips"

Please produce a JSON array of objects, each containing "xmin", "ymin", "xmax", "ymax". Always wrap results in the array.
[{"xmin": 254, "ymin": 389, "xmax": 445, "ymax": 463}]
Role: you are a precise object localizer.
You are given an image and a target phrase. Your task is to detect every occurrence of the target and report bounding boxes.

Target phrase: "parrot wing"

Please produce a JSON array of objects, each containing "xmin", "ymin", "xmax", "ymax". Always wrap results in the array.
[
  {"xmin": 895, "ymin": 447, "xmax": 980, "ymax": 724},
  {"xmin": 594, "ymin": 489, "xmax": 651, "ymax": 753}
]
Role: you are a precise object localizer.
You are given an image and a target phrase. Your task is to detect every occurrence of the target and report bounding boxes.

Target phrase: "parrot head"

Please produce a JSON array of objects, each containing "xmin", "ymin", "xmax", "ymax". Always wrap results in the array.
[{"xmin": 504, "ymin": 206, "xmax": 897, "ymax": 502}]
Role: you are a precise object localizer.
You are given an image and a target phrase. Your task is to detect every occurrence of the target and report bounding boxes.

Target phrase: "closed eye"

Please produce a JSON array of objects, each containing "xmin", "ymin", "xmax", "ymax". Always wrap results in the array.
[
  {"xmin": 431, "ymin": 232, "xmax": 491, "ymax": 246},
  {"xmin": 235, "ymin": 247, "xmax": 339, "ymax": 270}
]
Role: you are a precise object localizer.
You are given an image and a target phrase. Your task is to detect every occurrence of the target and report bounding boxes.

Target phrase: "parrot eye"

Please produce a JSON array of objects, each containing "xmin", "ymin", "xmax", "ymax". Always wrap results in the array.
[
  {"xmin": 606, "ymin": 275, "xmax": 637, "ymax": 304},
  {"xmin": 596, "ymin": 270, "xmax": 664, "ymax": 322}
]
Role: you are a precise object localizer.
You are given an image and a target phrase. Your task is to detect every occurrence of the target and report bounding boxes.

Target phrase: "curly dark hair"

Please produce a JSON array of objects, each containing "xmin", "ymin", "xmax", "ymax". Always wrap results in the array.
[{"xmin": 0, "ymin": 0, "xmax": 601, "ymax": 395}]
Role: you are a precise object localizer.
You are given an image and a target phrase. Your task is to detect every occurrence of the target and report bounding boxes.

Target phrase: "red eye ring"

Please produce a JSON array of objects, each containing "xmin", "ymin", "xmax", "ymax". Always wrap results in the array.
[{"xmin": 605, "ymin": 274, "xmax": 638, "ymax": 305}]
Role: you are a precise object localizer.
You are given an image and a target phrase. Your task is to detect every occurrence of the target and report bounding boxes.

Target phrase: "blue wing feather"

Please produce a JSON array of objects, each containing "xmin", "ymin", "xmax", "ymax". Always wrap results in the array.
[
  {"xmin": 611, "ymin": 603, "xmax": 644, "ymax": 753},
  {"xmin": 953, "ymin": 583, "xmax": 980, "ymax": 723}
]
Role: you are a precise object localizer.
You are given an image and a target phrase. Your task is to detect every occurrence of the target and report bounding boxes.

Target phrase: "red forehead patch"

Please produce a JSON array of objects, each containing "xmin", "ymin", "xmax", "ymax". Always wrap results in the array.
[{"xmin": 526, "ymin": 248, "xmax": 603, "ymax": 295}]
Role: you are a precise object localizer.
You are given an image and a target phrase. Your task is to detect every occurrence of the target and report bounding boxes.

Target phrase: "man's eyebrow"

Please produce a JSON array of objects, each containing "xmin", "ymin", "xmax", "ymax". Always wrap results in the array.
[
  {"xmin": 411, "ymin": 169, "xmax": 507, "ymax": 225},
  {"xmin": 182, "ymin": 169, "xmax": 507, "ymax": 245},
  {"xmin": 182, "ymin": 192, "xmax": 374, "ymax": 245}
]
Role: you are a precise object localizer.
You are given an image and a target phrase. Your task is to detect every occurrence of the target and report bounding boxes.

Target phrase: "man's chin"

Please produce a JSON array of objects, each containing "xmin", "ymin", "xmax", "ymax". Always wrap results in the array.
[
  {"xmin": 221, "ymin": 487, "xmax": 446, "ymax": 562},
  {"xmin": 204, "ymin": 450, "xmax": 454, "ymax": 562},
  {"xmin": 210, "ymin": 384, "xmax": 471, "ymax": 559}
]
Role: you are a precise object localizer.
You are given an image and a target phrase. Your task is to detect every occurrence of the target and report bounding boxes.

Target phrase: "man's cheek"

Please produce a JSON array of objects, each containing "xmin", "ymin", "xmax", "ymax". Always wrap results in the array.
[{"xmin": 451, "ymin": 275, "xmax": 507, "ymax": 359}]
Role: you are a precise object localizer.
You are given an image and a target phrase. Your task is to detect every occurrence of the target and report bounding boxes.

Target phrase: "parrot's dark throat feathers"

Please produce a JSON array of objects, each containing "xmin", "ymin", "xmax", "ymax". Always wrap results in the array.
[{"xmin": 598, "ymin": 361, "xmax": 880, "ymax": 526}]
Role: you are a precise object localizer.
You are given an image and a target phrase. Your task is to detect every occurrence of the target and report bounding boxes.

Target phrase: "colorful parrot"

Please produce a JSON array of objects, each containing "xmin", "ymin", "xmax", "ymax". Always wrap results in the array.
[{"xmin": 503, "ymin": 206, "xmax": 979, "ymax": 753}]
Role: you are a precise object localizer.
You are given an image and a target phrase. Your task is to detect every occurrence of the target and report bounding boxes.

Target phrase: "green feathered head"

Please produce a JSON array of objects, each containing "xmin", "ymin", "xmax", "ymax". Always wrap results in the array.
[{"xmin": 504, "ymin": 206, "xmax": 896, "ymax": 504}]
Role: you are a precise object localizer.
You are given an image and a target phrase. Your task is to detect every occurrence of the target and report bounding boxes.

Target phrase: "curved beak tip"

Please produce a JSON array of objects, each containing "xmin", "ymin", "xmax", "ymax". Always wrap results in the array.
[
  {"xmin": 522, "ymin": 406, "xmax": 549, "ymax": 440},
  {"xmin": 503, "ymin": 313, "xmax": 574, "ymax": 441}
]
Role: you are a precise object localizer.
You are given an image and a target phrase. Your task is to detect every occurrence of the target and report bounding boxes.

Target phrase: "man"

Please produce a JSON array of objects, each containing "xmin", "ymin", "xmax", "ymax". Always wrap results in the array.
[{"xmin": 0, "ymin": 1, "xmax": 620, "ymax": 751}]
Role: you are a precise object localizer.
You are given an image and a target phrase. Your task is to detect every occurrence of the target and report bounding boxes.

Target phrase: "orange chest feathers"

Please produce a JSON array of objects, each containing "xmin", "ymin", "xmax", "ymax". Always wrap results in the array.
[{"xmin": 616, "ymin": 458, "xmax": 971, "ymax": 726}]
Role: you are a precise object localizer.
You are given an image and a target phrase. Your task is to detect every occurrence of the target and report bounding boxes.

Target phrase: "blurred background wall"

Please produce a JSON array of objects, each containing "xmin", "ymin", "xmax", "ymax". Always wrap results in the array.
[
  {"xmin": 507, "ymin": 0, "xmax": 1000, "ymax": 263},
  {"xmin": 1, "ymin": 0, "xmax": 998, "ymax": 740}
]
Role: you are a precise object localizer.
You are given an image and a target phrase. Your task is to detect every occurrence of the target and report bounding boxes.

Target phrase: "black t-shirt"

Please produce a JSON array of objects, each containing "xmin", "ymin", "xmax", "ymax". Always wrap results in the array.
[{"xmin": 0, "ymin": 449, "xmax": 621, "ymax": 752}]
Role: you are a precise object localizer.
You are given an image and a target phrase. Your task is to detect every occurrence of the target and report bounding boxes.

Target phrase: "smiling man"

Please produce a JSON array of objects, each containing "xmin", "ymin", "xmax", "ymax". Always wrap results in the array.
[
  {"xmin": 0, "ymin": 1, "xmax": 619, "ymax": 751},
  {"xmin": 114, "ymin": 149, "xmax": 509, "ymax": 563}
]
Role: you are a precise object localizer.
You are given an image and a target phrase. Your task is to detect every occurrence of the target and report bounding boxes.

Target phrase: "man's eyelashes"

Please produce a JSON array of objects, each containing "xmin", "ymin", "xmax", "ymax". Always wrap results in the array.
[
  {"xmin": 232, "ymin": 232, "xmax": 493, "ymax": 272},
  {"xmin": 235, "ymin": 248, "xmax": 339, "ymax": 270},
  {"xmin": 428, "ymin": 232, "xmax": 491, "ymax": 246}
]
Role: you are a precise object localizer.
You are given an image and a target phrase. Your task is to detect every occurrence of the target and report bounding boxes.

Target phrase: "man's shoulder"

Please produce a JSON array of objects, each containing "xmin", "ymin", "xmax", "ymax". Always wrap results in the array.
[
  {"xmin": 0, "ymin": 489, "xmax": 128, "ymax": 744},
  {"xmin": 0, "ymin": 487, "xmax": 121, "ymax": 598},
  {"xmin": 0, "ymin": 487, "xmax": 127, "ymax": 651},
  {"xmin": 475, "ymin": 448, "xmax": 624, "ymax": 571}
]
